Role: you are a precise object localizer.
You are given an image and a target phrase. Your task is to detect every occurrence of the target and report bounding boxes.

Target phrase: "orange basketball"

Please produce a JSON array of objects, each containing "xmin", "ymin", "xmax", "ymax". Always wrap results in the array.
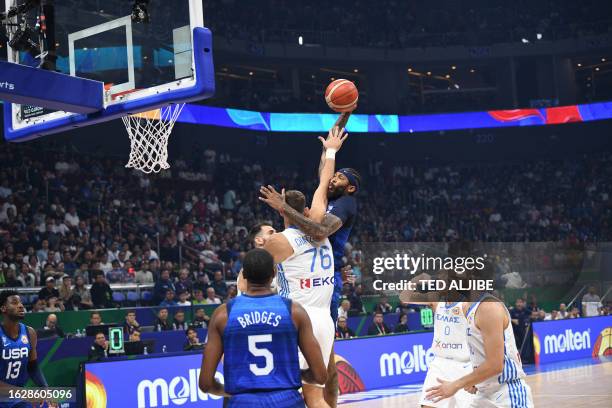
[{"xmin": 325, "ymin": 79, "xmax": 358, "ymax": 112}]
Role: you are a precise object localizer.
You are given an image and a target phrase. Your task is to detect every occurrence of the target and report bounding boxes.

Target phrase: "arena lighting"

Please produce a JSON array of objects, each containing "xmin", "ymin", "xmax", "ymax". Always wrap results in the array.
[
  {"xmin": 521, "ymin": 38, "xmax": 530, "ymax": 44},
  {"xmin": 536, "ymin": 33, "xmax": 543, "ymax": 40},
  {"xmin": 298, "ymin": 35, "xmax": 303, "ymax": 45},
  {"xmin": 595, "ymin": 67, "xmax": 600, "ymax": 71},
  {"xmin": 407, "ymin": 68, "xmax": 412, "ymax": 72},
  {"xmin": 353, "ymin": 68, "xmax": 359, "ymax": 73},
  {"xmin": 603, "ymin": 58, "xmax": 607, "ymax": 62},
  {"xmin": 451, "ymin": 65, "xmax": 456, "ymax": 70},
  {"xmin": 577, "ymin": 63, "xmax": 582, "ymax": 67},
  {"xmin": 445, "ymin": 74, "xmax": 450, "ymax": 79},
  {"xmin": 470, "ymin": 68, "xmax": 475, "ymax": 73},
  {"xmin": 427, "ymin": 71, "xmax": 431, "ymax": 75}
]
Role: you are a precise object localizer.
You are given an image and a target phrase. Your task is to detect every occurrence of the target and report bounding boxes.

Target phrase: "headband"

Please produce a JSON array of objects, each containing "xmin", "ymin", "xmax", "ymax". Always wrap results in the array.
[{"xmin": 338, "ymin": 168, "xmax": 359, "ymax": 191}]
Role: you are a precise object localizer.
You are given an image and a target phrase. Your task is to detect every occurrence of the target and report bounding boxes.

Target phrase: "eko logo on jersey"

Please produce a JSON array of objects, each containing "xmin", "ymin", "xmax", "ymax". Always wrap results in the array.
[{"xmin": 300, "ymin": 276, "xmax": 335, "ymax": 289}]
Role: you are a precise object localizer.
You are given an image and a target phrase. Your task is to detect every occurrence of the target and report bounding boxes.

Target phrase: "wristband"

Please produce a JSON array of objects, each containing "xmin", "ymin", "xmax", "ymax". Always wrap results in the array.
[{"xmin": 325, "ymin": 149, "xmax": 337, "ymax": 159}]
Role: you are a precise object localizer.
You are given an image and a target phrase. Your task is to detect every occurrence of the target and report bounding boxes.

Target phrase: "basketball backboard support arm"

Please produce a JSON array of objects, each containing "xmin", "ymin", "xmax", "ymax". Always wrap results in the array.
[
  {"xmin": 2, "ymin": 0, "xmax": 214, "ymax": 143},
  {"xmin": 3, "ymin": 26, "xmax": 214, "ymax": 142}
]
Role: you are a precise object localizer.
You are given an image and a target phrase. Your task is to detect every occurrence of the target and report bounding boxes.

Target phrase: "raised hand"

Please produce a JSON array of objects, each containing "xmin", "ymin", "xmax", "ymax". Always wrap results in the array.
[
  {"xmin": 318, "ymin": 126, "xmax": 348, "ymax": 152},
  {"xmin": 259, "ymin": 185, "xmax": 286, "ymax": 213}
]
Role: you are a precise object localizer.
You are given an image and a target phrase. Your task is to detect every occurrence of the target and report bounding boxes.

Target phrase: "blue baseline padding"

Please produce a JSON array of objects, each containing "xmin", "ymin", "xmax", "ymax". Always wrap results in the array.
[
  {"xmin": 0, "ymin": 61, "xmax": 104, "ymax": 113},
  {"xmin": 3, "ymin": 27, "xmax": 215, "ymax": 142}
]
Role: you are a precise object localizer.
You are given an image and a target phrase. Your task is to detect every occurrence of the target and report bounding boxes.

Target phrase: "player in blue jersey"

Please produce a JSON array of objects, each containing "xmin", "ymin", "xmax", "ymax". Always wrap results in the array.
[
  {"xmin": 259, "ymin": 113, "xmax": 359, "ymax": 407},
  {"xmin": 0, "ymin": 290, "xmax": 50, "ymax": 408},
  {"xmin": 199, "ymin": 248, "xmax": 327, "ymax": 408}
]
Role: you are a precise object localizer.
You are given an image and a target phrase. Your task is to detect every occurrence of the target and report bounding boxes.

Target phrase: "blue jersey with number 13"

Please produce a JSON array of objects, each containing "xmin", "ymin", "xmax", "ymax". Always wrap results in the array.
[{"xmin": 0, "ymin": 323, "xmax": 31, "ymax": 387}]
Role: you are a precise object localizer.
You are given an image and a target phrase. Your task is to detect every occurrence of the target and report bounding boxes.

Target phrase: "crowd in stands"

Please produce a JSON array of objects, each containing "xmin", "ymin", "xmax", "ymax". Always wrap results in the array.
[
  {"xmin": 0, "ymin": 137, "xmax": 610, "ymax": 341},
  {"xmin": 205, "ymin": 0, "xmax": 611, "ymax": 49}
]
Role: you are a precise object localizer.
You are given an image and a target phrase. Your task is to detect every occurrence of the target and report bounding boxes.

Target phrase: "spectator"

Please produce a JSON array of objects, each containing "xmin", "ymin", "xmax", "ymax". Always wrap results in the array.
[
  {"xmin": 106, "ymin": 260, "xmax": 126, "ymax": 283},
  {"xmin": 135, "ymin": 262, "xmax": 154, "ymax": 284},
  {"xmin": 374, "ymin": 296, "xmax": 393, "ymax": 314},
  {"xmin": 582, "ymin": 286, "xmax": 602, "ymax": 317},
  {"xmin": 31, "ymin": 298, "xmax": 46, "ymax": 312},
  {"xmin": 41, "ymin": 314, "xmax": 65, "ymax": 337},
  {"xmin": 192, "ymin": 288, "xmax": 207, "ymax": 305},
  {"xmin": 89, "ymin": 312, "xmax": 103, "ymax": 326},
  {"xmin": 335, "ymin": 317, "xmax": 354, "ymax": 339},
  {"xmin": 224, "ymin": 285, "xmax": 237, "ymax": 302},
  {"xmin": 123, "ymin": 310, "xmax": 140, "ymax": 336},
  {"xmin": 173, "ymin": 310, "xmax": 187, "ymax": 331},
  {"xmin": 183, "ymin": 327, "xmax": 203, "ymax": 351},
  {"xmin": 558, "ymin": 303, "xmax": 568, "ymax": 319},
  {"xmin": 159, "ymin": 289, "xmax": 178, "ymax": 307},
  {"xmin": 153, "ymin": 269, "xmax": 175, "ymax": 304},
  {"xmin": 177, "ymin": 291, "xmax": 191, "ymax": 306},
  {"xmin": 348, "ymin": 284, "xmax": 365, "ymax": 313},
  {"xmin": 73, "ymin": 275, "xmax": 93, "ymax": 309},
  {"xmin": 154, "ymin": 308, "xmax": 171, "ymax": 331},
  {"xmin": 394, "ymin": 313, "xmax": 409, "ymax": 333},
  {"xmin": 129, "ymin": 330, "xmax": 141, "ymax": 342},
  {"xmin": 548, "ymin": 310, "xmax": 558, "ymax": 321},
  {"xmin": 44, "ymin": 296, "xmax": 64, "ymax": 313},
  {"xmin": 191, "ymin": 308, "xmax": 210, "ymax": 329},
  {"xmin": 38, "ymin": 277, "xmax": 60, "ymax": 302},
  {"xmin": 58, "ymin": 275, "xmax": 73, "ymax": 303},
  {"xmin": 193, "ymin": 272, "xmax": 210, "ymax": 293},
  {"xmin": 205, "ymin": 287, "xmax": 221, "ymax": 305},
  {"xmin": 569, "ymin": 307, "xmax": 581, "ymax": 319},
  {"xmin": 210, "ymin": 270, "xmax": 228, "ymax": 298},
  {"xmin": 175, "ymin": 268, "xmax": 193, "ymax": 295},
  {"xmin": 510, "ymin": 298, "xmax": 530, "ymax": 349},
  {"xmin": 88, "ymin": 333, "xmax": 108, "ymax": 362},
  {"xmin": 17, "ymin": 264, "xmax": 36, "ymax": 287},
  {"xmin": 367, "ymin": 312, "xmax": 391, "ymax": 336},
  {"xmin": 90, "ymin": 273, "xmax": 114, "ymax": 308},
  {"xmin": 338, "ymin": 299, "xmax": 350, "ymax": 320}
]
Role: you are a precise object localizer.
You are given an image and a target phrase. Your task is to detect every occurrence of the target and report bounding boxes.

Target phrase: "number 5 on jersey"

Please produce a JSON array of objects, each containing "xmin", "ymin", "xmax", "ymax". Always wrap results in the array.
[{"xmin": 248, "ymin": 334, "xmax": 274, "ymax": 376}]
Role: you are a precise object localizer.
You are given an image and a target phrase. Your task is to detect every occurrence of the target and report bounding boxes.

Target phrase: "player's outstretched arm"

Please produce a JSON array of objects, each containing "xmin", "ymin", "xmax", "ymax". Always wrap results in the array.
[
  {"xmin": 199, "ymin": 305, "xmax": 230, "ymax": 397},
  {"xmin": 27, "ymin": 326, "xmax": 48, "ymax": 387},
  {"xmin": 425, "ymin": 302, "xmax": 505, "ymax": 403},
  {"xmin": 318, "ymin": 112, "xmax": 351, "ymax": 178},
  {"xmin": 291, "ymin": 302, "xmax": 328, "ymax": 385},
  {"xmin": 310, "ymin": 126, "xmax": 349, "ymax": 223}
]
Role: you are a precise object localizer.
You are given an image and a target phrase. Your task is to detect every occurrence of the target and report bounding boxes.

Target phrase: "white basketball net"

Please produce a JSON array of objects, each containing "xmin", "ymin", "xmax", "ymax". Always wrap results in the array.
[{"xmin": 122, "ymin": 103, "xmax": 185, "ymax": 174}]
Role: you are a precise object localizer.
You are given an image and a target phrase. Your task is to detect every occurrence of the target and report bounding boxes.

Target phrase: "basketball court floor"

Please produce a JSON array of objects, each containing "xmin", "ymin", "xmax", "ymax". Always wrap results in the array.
[{"xmin": 339, "ymin": 358, "xmax": 612, "ymax": 407}]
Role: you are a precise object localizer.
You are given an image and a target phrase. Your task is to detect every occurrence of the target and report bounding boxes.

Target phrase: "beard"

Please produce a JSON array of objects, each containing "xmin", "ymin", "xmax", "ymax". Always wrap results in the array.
[{"xmin": 327, "ymin": 185, "xmax": 347, "ymax": 200}]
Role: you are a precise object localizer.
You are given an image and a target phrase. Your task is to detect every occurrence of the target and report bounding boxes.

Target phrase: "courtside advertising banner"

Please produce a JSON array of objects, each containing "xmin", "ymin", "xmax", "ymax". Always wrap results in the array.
[
  {"xmin": 532, "ymin": 315, "xmax": 612, "ymax": 364},
  {"xmin": 333, "ymin": 331, "xmax": 435, "ymax": 393},
  {"xmin": 85, "ymin": 354, "xmax": 224, "ymax": 408}
]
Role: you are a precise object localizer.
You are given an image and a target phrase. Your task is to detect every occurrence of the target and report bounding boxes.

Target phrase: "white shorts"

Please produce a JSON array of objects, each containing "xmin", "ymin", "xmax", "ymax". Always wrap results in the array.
[
  {"xmin": 298, "ymin": 306, "xmax": 335, "ymax": 387},
  {"xmin": 469, "ymin": 379, "xmax": 534, "ymax": 408},
  {"xmin": 419, "ymin": 356, "xmax": 474, "ymax": 408}
]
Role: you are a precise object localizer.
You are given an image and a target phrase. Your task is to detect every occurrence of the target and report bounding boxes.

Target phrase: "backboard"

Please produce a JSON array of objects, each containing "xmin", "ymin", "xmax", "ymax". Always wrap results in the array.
[{"xmin": 3, "ymin": 0, "xmax": 214, "ymax": 141}]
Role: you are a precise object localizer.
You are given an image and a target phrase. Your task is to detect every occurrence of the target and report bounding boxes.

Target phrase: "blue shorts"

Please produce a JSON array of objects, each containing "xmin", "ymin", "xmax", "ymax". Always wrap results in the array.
[
  {"xmin": 330, "ymin": 270, "xmax": 342, "ymax": 322},
  {"xmin": 228, "ymin": 389, "xmax": 304, "ymax": 408}
]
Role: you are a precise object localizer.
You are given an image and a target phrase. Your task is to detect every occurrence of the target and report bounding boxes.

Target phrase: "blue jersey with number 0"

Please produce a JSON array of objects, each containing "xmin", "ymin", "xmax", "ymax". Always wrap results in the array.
[
  {"xmin": 0, "ymin": 323, "xmax": 31, "ymax": 387},
  {"xmin": 223, "ymin": 294, "xmax": 301, "ymax": 395}
]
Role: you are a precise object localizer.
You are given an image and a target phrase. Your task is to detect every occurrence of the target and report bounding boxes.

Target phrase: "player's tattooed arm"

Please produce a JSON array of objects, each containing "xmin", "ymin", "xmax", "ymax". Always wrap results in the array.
[
  {"xmin": 259, "ymin": 185, "xmax": 343, "ymax": 241},
  {"xmin": 292, "ymin": 302, "xmax": 328, "ymax": 385},
  {"xmin": 285, "ymin": 209, "xmax": 342, "ymax": 242},
  {"xmin": 199, "ymin": 305, "xmax": 230, "ymax": 398}
]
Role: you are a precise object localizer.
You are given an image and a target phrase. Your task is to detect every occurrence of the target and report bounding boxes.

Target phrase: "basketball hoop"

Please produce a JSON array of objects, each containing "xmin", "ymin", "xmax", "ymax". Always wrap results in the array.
[{"xmin": 121, "ymin": 103, "xmax": 185, "ymax": 174}]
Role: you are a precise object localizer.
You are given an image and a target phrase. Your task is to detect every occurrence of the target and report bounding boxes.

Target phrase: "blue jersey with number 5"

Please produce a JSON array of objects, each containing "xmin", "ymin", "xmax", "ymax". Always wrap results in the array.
[
  {"xmin": 223, "ymin": 294, "xmax": 301, "ymax": 395},
  {"xmin": 0, "ymin": 323, "xmax": 31, "ymax": 387}
]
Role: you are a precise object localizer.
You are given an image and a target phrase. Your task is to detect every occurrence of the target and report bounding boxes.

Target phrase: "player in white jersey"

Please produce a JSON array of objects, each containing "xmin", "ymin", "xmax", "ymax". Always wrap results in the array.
[
  {"xmin": 401, "ymin": 281, "xmax": 474, "ymax": 408},
  {"xmin": 426, "ymin": 293, "xmax": 534, "ymax": 408},
  {"xmin": 236, "ymin": 222, "xmax": 276, "ymax": 295},
  {"xmin": 263, "ymin": 190, "xmax": 335, "ymax": 408}
]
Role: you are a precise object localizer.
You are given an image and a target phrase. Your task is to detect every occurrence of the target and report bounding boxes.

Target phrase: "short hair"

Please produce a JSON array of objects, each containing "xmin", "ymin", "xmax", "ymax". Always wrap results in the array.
[
  {"xmin": 242, "ymin": 248, "xmax": 275, "ymax": 285},
  {"xmin": 186, "ymin": 327, "xmax": 196, "ymax": 335},
  {"xmin": 248, "ymin": 222, "xmax": 272, "ymax": 243},
  {"xmin": 90, "ymin": 311, "xmax": 101, "ymax": 318},
  {"xmin": 0, "ymin": 290, "xmax": 19, "ymax": 307},
  {"xmin": 126, "ymin": 310, "xmax": 136, "ymax": 316},
  {"xmin": 285, "ymin": 190, "xmax": 306, "ymax": 213}
]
